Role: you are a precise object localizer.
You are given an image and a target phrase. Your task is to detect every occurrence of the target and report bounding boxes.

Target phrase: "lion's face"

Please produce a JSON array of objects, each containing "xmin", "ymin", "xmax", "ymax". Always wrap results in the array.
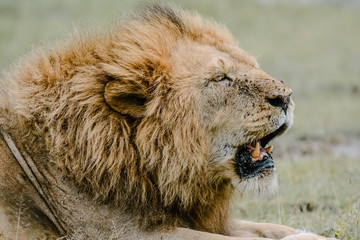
[{"xmin": 168, "ymin": 41, "xmax": 294, "ymax": 195}]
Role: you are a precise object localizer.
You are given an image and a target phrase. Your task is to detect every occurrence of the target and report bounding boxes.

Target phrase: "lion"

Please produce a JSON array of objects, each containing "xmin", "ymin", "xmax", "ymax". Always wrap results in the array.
[{"xmin": 0, "ymin": 5, "xmax": 334, "ymax": 240}]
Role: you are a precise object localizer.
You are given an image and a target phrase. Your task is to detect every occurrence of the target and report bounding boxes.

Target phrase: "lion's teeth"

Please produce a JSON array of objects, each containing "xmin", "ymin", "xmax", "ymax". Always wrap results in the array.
[
  {"xmin": 251, "ymin": 142, "xmax": 260, "ymax": 158},
  {"xmin": 265, "ymin": 145, "xmax": 273, "ymax": 154}
]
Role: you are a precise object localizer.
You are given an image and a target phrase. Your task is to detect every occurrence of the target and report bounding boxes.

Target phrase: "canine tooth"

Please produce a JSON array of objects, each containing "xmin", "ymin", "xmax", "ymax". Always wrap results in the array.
[
  {"xmin": 265, "ymin": 145, "xmax": 273, "ymax": 154},
  {"xmin": 251, "ymin": 142, "xmax": 260, "ymax": 158}
]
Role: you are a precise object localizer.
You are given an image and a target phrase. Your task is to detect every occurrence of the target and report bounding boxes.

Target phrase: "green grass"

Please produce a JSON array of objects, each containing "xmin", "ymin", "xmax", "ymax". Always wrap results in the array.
[
  {"xmin": 1, "ymin": 0, "xmax": 359, "ymax": 239},
  {"xmin": 232, "ymin": 155, "xmax": 360, "ymax": 239}
]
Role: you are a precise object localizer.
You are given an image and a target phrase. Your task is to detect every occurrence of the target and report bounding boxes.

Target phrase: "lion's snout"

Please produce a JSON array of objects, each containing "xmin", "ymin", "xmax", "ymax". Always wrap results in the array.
[{"xmin": 266, "ymin": 94, "xmax": 292, "ymax": 112}]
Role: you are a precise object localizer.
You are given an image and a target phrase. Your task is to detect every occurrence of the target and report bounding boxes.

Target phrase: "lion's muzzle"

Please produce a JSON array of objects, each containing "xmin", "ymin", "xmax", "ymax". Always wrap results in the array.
[{"xmin": 233, "ymin": 123, "xmax": 289, "ymax": 179}]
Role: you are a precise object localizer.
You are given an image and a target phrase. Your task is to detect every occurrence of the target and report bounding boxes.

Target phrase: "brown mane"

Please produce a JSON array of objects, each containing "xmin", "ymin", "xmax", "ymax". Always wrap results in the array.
[{"xmin": 0, "ymin": 6, "xmax": 249, "ymax": 233}]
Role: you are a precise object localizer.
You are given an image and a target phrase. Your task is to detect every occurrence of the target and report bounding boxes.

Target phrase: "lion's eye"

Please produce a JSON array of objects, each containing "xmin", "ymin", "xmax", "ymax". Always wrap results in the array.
[{"xmin": 207, "ymin": 76, "xmax": 233, "ymax": 88}]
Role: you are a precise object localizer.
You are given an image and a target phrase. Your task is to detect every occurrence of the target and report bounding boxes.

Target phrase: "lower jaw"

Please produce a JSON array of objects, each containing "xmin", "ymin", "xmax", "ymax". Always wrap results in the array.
[
  {"xmin": 234, "ymin": 151, "xmax": 275, "ymax": 179},
  {"xmin": 243, "ymin": 158, "xmax": 275, "ymax": 179}
]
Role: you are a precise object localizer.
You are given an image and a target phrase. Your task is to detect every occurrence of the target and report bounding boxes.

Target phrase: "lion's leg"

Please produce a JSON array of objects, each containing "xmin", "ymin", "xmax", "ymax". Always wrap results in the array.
[
  {"xmin": 228, "ymin": 219, "xmax": 295, "ymax": 239},
  {"xmin": 149, "ymin": 228, "xmax": 334, "ymax": 240},
  {"xmin": 228, "ymin": 220, "xmax": 336, "ymax": 240},
  {"xmin": 146, "ymin": 227, "xmax": 273, "ymax": 240}
]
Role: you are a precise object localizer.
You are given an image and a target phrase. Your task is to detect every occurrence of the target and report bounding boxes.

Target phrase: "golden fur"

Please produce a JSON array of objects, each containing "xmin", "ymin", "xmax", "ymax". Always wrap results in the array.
[{"xmin": 0, "ymin": 6, "xmax": 333, "ymax": 240}]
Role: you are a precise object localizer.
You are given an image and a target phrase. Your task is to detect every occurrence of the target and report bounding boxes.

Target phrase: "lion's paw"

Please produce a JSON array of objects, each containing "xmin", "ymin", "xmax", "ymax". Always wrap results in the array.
[{"xmin": 281, "ymin": 230, "xmax": 337, "ymax": 240}]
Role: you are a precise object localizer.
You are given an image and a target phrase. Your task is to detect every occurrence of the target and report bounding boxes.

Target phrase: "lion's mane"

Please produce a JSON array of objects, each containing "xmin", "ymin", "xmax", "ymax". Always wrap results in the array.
[{"xmin": 0, "ymin": 6, "xmax": 260, "ymax": 233}]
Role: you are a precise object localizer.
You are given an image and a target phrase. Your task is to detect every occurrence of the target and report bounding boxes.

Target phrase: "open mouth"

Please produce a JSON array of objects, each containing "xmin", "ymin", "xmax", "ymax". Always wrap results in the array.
[{"xmin": 234, "ymin": 123, "xmax": 288, "ymax": 179}]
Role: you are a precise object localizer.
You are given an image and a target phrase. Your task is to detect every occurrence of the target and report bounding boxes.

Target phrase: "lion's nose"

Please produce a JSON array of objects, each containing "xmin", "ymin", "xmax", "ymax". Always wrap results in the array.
[{"xmin": 266, "ymin": 94, "xmax": 291, "ymax": 112}]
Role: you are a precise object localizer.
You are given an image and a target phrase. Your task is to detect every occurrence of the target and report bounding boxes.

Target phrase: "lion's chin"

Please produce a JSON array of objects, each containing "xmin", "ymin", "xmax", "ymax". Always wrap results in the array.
[{"xmin": 232, "ymin": 168, "xmax": 278, "ymax": 197}]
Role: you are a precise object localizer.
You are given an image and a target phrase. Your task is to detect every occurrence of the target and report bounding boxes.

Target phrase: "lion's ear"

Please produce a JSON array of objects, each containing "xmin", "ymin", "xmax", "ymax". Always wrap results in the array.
[{"xmin": 104, "ymin": 80, "xmax": 147, "ymax": 118}]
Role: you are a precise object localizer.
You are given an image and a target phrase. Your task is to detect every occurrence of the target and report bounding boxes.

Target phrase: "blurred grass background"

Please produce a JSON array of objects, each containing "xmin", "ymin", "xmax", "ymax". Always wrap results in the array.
[{"xmin": 0, "ymin": 0, "xmax": 359, "ymax": 239}]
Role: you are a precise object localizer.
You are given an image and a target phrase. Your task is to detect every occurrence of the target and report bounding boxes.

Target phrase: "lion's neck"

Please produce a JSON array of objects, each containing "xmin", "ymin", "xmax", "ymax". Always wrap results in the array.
[{"xmin": 185, "ymin": 181, "xmax": 233, "ymax": 234}]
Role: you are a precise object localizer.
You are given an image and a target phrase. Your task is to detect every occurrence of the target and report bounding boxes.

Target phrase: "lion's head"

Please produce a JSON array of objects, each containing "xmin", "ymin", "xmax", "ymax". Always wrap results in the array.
[
  {"xmin": 100, "ymin": 6, "xmax": 294, "ymax": 198},
  {"xmin": 1, "ymin": 5, "xmax": 294, "ymax": 234}
]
